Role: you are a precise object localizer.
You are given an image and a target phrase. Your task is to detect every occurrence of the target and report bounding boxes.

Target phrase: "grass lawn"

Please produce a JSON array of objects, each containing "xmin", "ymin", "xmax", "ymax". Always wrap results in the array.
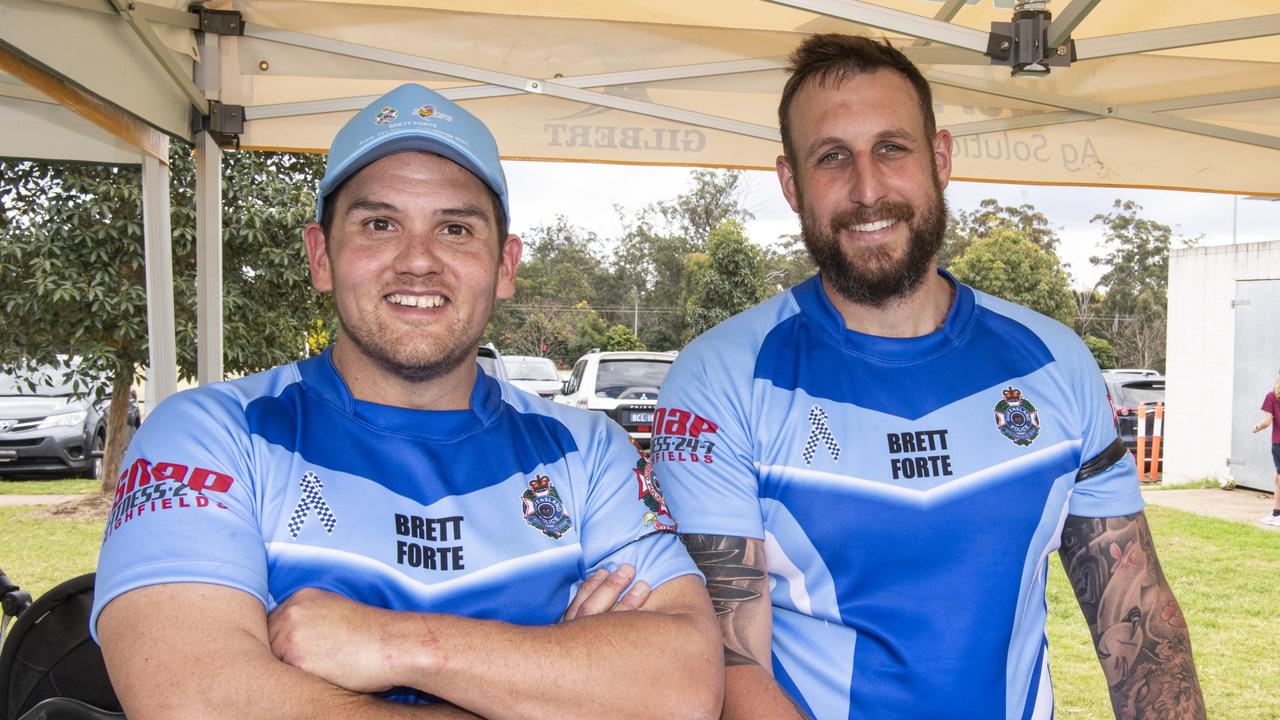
[
  {"xmin": 0, "ymin": 477, "xmax": 100, "ymax": 495},
  {"xmin": 1046, "ymin": 504, "xmax": 1280, "ymax": 718},
  {"xmin": 1, "ymin": 498, "xmax": 1276, "ymax": 715}
]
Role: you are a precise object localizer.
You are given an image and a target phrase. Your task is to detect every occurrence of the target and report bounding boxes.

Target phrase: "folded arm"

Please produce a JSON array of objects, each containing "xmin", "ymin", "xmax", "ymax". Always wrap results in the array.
[
  {"xmin": 267, "ymin": 573, "xmax": 722, "ymax": 720},
  {"xmin": 680, "ymin": 534, "xmax": 808, "ymax": 720},
  {"xmin": 98, "ymin": 583, "xmax": 477, "ymax": 720},
  {"xmin": 1058, "ymin": 512, "xmax": 1206, "ymax": 720}
]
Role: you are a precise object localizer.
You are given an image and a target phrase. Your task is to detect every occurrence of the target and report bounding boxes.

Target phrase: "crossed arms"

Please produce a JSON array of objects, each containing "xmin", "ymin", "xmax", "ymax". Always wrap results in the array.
[
  {"xmin": 98, "ymin": 569, "xmax": 722, "ymax": 720},
  {"xmin": 684, "ymin": 511, "xmax": 1205, "ymax": 720}
]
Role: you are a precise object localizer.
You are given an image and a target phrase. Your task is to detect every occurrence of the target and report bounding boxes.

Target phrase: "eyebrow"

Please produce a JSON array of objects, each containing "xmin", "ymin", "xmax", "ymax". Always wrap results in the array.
[
  {"xmin": 343, "ymin": 198, "xmax": 399, "ymax": 217},
  {"xmin": 342, "ymin": 200, "xmax": 492, "ymax": 224}
]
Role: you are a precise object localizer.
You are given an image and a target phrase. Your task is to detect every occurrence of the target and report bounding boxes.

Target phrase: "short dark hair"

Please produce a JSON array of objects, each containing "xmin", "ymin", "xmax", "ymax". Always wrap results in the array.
[
  {"xmin": 318, "ymin": 154, "xmax": 509, "ymax": 248},
  {"xmin": 778, "ymin": 34, "xmax": 937, "ymax": 169}
]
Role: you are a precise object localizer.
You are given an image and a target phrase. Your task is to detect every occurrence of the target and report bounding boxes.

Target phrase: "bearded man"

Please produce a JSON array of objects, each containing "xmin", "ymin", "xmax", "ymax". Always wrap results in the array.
[{"xmin": 653, "ymin": 34, "xmax": 1205, "ymax": 720}]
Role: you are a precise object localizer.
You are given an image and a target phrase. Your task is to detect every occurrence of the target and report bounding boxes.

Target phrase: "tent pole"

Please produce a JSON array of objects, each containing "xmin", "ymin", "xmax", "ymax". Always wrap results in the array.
[
  {"xmin": 142, "ymin": 140, "xmax": 178, "ymax": 409},
  {"xmin": 195, "ymin": 131, "xmax": 224, "ymax": 385}
]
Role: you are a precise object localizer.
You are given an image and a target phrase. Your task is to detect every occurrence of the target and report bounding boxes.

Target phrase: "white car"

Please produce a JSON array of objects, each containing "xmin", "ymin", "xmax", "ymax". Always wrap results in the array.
[
  {"xmin": 556, "ymin": 350, "xmax": 677, "ymax": 447},
  {"xmin": 503, "ymin": 356, "xmax": 562, "ymax": 399}
]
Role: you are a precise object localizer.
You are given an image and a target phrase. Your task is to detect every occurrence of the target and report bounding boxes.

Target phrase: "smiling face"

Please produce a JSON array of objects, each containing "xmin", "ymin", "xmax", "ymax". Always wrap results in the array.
[
  {"xmin": 304, "ymin": 151, "xmax": 519, "ymax": 405},
  {"xmin": 777, "ymin": 69, "xmax": 952, "ymax": 307}
]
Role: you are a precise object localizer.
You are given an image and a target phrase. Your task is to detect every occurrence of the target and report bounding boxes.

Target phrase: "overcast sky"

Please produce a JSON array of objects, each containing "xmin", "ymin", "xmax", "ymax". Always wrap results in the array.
[{"xmin": 502, "ymin": 160, "xmax": 1280, "ymax": 289}]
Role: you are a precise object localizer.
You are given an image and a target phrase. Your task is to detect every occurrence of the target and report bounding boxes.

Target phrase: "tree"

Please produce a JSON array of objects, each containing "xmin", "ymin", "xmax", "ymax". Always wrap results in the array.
[
  {"xmin": 0, "ymin": 146, "xmax": 331, "ymax": 490},
  {"xmin": 653, "ymin": 169, "xmax": 754, "ymax": 247},
  {"xmin": 949, "ymin": 228, "xmax": 1075, "ymax": 326},
  {"xmin": 602, "ymin": 324, "xmax": 645, "ymax": 351},
  {"xmin": 1082, "ymin": 334, "xmax": 1117, "ymax": 370},
  {"xmin": 684, "ymin": 220, "xmax": 768, "ymax": 342},
  {"xmin": 762, "ymin": 234, "xmax": 817, "ymax": 292},
  {"xmin": 1087, "ymin": 200, "xmax": 1185, "ymax": 372},
  {"xmin": 941, "ymin": 198, "xmax": 1062, "ymax": 270}
]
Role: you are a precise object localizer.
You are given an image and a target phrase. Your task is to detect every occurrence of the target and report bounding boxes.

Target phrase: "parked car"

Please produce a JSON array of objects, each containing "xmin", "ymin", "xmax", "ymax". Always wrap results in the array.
[
  {"xmin": 1101, "ymin": 369, "xmax": 1166, "ymax": 471},
  {"xmin": 503, "ymin": 356, "xmax": 561, "ymax": 399},
  {"xmin": 0, "ymin": 363, "xmax": 140, "ymax": 480},
  {"xmin": 556, "ymin": 350, "xmax": 677, "ymax": 448},
  {"xmin": 476, "ymin": 343, "xmax": 509, "ymax": 382}
]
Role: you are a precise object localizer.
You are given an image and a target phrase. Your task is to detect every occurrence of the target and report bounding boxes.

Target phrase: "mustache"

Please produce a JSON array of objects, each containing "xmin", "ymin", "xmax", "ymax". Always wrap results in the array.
[{"xmin": 829, "ymin": 201, "xmax": 914, "ymax": 230}]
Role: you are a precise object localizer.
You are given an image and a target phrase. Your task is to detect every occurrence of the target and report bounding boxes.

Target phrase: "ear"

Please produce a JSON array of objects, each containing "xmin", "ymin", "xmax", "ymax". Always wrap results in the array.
[
  {"xmin": 495, "ymin": 233, "xmax": 522, "ymax": 300},
  {"xmin": 931, "ymin": 129, "xmax": 954, "ymax": 191},
  {"xmin": 776, "ymin": 155, "xmax": 802, "ymax": 213},
  {"xmin": 303, "ymin": 222, "xmax": 333, "ymax": 293}
]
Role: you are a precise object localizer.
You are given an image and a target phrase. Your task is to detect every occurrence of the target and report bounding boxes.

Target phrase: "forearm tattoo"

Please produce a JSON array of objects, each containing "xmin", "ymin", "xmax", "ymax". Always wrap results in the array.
[
  {"xmin": 680, "ymin": 534, "xmax": 769, "ymax": 668},
  {"xmin": 1059, "ymin": 513, "xmax": 1206, "ymax": 719}
]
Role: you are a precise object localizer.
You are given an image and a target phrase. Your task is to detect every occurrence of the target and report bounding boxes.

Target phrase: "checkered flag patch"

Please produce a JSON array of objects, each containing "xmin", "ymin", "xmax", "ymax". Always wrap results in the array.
[
  {"xmin": 803, "ymin": 405, "xmax": 841, "ymax": 466},
  {"xmin": 287, "ymin": 471, "xmax": 337, "ymax": 539}
]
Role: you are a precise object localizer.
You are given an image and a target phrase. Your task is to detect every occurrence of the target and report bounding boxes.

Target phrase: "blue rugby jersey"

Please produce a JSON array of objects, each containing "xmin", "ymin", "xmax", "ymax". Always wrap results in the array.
[
  {"xmin": 654, "ymin": 272, "xmax": 1141, "ymax": 720},
  {"xmin": 92, "ymin": 350, "xmax": 695, "ymax": 702}
]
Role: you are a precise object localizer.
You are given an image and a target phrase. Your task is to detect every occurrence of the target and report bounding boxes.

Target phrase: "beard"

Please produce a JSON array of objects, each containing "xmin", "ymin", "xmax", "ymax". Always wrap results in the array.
[
  {"xmin": 335, "ymin": 302, "xmax": 482, "ymax": 385},
  {"xmin": 798, "ymin": 180, "xmax": 948, "ymax": 308}
]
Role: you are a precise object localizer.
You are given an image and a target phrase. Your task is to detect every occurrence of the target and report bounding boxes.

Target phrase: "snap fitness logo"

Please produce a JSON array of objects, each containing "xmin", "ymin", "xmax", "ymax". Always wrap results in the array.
[
  {"xmin": 650, "ymin": 407, "xmax": 718, "ymax": 465},
  {"xmin": 104, "ymin": 458, "xmax": 235, "ymax": 539}
]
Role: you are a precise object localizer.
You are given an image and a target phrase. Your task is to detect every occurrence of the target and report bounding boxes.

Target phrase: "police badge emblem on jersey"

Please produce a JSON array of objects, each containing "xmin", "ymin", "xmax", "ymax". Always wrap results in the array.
[
  {"xmin": 993, "ymin": 386, "xmax": 1040, "ymax": 446},
  {"xmin": 521, "ymin": 474, "xmax": 573, "ymax": 539}
]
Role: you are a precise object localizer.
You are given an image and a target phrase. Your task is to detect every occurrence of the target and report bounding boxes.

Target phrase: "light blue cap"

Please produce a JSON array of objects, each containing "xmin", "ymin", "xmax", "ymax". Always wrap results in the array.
[{"xmin": 315, "ymin": 83, "xmax": 508, "ymax": 224}]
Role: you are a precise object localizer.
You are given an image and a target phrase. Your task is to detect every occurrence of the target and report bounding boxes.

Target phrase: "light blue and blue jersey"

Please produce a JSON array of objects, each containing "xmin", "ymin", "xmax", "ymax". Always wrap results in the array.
[
  {"xmin": 655, "ymin": 273, "xmax": 1141, "ymax": 720},
  {"xmin": 92, "ymin": 350, "xmax": 696, "ymax": 702}
]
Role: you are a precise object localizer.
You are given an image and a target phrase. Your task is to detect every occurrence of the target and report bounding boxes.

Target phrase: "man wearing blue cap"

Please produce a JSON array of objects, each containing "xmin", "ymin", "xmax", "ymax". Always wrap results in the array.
[{"xmin": 92, "ymin": 84, "xmax": 721, "ymax": 719}]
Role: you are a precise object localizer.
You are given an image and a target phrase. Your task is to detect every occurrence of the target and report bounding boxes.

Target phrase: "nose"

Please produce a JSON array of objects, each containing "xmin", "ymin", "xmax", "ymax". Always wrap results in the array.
[
  {"xmin": 393, "ymin": 229, "xmax": 443, "ymax": 276},
  {"xmin": 847, "ymin": 153, "xmax": 888, "ymax": 208}
]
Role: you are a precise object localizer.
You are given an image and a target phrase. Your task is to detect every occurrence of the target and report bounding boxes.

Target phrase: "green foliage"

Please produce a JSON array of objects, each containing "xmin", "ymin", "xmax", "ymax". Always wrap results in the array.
[
  {"xmin": 602, "ymin": 324, "xmax": 645, "ymax": 351},
  {"xmin": 1, "ymin": 146, "xmax": 331, "ymax": 488},
  {"xmin": 941, "ymin": 198, "xmax": 1062, "ymax": 269},
  {"xmin": 1082, "ymin": 334, "xmax": 1117, "ymax": 369},
  {"xmin": 949, "ymin": 228, "xmax": 1075, "ymax": 326},
  {"xmin": 684, "ymin": 220, "xmax": 768, "ymax": 342},
  {"xmin": 1085, "ymin": 200, "xmax": 1187, "ymax": 372},
  {"xmin": 762, "ymin": 234, "xmax": 817, "ymax": 292}
]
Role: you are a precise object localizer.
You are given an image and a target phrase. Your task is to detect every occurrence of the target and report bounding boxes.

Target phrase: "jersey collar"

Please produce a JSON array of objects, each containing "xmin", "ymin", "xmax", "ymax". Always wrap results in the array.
[
  {"xmin": 792, "ymin": 268, "xmax": 976, "ymax": 363},
  {"xmin": 296, "ymin": 349, "xmax": 504, "ymax": 439}
]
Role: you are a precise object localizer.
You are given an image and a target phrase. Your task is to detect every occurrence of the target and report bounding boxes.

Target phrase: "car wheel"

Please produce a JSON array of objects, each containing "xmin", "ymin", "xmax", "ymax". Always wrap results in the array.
[{"xmin": 88, "ymin": 433, "xmax": 106, "ymax": 480}]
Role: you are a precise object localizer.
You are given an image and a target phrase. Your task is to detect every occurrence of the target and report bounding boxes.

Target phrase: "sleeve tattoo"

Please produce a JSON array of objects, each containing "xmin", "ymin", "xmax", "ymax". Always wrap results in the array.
[
  {"xmin": 1059, "ymin": 512, "xmax": 1206, "ymax": 719},
  {"xmin": 679, "ymin": 534, "xmax": 769, "ymax": 668}
]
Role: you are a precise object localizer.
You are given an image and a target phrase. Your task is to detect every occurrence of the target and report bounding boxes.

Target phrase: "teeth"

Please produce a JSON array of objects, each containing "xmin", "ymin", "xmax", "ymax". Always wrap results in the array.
[
  {"xmin": 389, "ymin": 294, "xmax": 444, "ymax": 309},
  {"xmin": 849, "ymin": 219, "xmax": 896, "ymax": 233}
]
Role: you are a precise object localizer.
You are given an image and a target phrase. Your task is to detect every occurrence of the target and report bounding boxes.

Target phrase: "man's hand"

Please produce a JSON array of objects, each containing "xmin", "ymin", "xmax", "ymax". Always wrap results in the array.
[
  {"xmin": 268, "ymin": 588, "xmax": 413, "ymax": 693},
  {"xmin": 561, "ymin": 564, "xmax": 650, "ymax": 621}
]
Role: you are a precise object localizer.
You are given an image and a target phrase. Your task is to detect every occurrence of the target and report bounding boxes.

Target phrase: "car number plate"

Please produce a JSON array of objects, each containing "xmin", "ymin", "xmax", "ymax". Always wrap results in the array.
[{"xmin": 629, "ymin": 411, "xmax": 653, "ymax": 424}]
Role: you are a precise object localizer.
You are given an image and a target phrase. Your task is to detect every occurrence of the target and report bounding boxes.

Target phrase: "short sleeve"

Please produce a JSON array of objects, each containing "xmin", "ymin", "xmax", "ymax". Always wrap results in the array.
[
  {"xmin": 575, "ymin": 419, "xmax": 701, "ymax": 591},
  {"xmin": 1067, "ymin": 351, "xmax": 1144, "ymax": 518},
  {"xmin": 1262, "ymin": 392, "xmax": 1277, "ymax": 414},
  {"xmin": 91, "ymin": 387, "xmax": 268, "ymax": 641},
  {"xmin": 653, "ymin": 335, "xmax": 764, "ymax": 540}
]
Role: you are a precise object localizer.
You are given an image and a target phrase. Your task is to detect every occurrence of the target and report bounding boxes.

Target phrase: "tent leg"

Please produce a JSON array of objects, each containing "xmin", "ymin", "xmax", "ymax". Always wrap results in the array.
[
  {"xmin": 196, "ymin": 130, "xmax": 224, "ymax": 385},
  {"xmin": 142, "ymin": 141, "xmax": 178, "ymax": 410}
]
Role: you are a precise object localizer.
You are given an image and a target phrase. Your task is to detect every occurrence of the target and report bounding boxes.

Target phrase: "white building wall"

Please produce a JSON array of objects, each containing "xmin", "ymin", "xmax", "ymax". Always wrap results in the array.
[{"xmin": 1164, "ymin": 240, "xmax": 1280, "ymax": 485}]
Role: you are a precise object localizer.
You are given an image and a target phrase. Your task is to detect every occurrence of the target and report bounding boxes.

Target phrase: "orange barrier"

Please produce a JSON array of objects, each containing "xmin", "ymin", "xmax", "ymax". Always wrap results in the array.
[{"xmin": 1135, "ymin": 402, "xmax": 1165, "ymax": 482}]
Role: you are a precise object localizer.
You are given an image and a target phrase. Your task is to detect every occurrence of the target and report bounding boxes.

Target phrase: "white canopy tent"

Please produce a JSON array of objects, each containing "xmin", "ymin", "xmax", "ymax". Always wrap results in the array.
[{"xmin": 2, "ymin": 0, "xmax": 1278, "ymax": 404}]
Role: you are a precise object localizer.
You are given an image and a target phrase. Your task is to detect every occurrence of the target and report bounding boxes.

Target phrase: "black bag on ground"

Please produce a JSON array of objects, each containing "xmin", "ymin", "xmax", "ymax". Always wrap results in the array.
[{"xmin": 0, "ymin": 573, "xmax": 122, "ymax": 720}]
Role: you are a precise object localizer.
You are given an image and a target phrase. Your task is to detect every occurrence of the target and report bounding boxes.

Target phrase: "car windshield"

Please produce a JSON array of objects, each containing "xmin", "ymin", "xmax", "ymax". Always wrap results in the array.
[
  {"xmin": 505, "ymin": 358, "xmax": 559, "ymax": 382},
  {"xmin": 0, "ymin": 365, "xmax": 81, "ymax": 396},
  {"xmin": 1114, "ymin": 381, "xmax": 1165, "ymax": 408},
  {"xmin": 594, "ymin": 359, "xmax": 672, "ymax": 399}
]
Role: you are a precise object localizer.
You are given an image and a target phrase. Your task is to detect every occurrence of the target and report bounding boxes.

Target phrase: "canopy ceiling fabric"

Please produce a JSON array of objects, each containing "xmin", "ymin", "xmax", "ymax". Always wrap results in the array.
[{"xmin": 1, "ymin": 0, "xmax": 1278, "ymax": 194}]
